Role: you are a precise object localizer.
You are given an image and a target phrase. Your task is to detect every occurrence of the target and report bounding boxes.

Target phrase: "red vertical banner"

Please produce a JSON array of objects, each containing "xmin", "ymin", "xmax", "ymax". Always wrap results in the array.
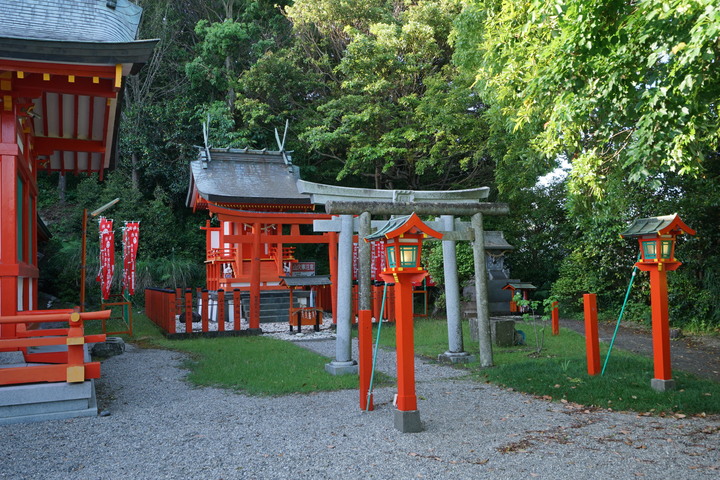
[
  {"xmin": 98, "ymin": 217, "xmax": 115, "ymax": 300},
  {"xmin": 122, "ymin": 222, "xmax": 140, "ymax": 295}
]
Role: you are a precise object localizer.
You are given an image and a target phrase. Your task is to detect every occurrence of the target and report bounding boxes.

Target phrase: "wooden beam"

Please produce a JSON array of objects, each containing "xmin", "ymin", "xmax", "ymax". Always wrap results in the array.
[
  {"xmin": 34, "ymin": 137, "xmax": 105, "ymax": 155},
  {"xmin": 11, "ymin": 74, "xmax": 117, "ymax": 98},
  {"xmin": 324, "ymin": 201, "xmax": 510, "ymax": 216}
]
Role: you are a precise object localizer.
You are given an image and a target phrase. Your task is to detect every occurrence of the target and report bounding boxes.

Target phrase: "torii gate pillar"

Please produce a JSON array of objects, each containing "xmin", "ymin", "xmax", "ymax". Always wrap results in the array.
[{"xmin": 325, "ymin": 214, "xmax": 358, "ymax": 375}]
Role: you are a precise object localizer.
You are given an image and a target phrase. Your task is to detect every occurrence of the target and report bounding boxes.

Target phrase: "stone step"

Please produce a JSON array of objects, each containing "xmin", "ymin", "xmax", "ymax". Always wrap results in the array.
[{"xmin": 0, "ymin": 380, "xmax": 98, "ymax": 425}]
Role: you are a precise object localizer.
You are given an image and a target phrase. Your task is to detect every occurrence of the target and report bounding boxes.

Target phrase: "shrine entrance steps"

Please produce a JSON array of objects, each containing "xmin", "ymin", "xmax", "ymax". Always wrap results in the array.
[{"xmin": 240, "ymin": 291, "xmax": 303, "ymax": 324}]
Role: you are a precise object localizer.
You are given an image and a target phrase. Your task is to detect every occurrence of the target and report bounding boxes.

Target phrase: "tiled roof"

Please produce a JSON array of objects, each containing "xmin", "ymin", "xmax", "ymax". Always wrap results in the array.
[
  {"xmin": 279, "ymin": 275, "xmax": 332, "ymax": 287},
  {"xmin": 0, "ymin": 0, "xmax": 142, "ymax": 43},
  {"xmin": 620, "ymin": 214, "xmax": 695, "ymax": 238},
  {"xmin": 503, "ymin": 283, "xmax": 537, "ymax": 290},
  {"xmin": 190, "ymin": 149, "xmax": 312, "ymax": 208}
]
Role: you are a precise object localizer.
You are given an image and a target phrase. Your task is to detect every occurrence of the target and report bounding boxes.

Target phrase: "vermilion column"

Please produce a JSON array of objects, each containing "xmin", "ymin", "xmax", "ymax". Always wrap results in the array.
[
  {"xmin": 636, "ymin": 261, "xmax": 680, "ymax": 391},
  {"xmin": 0, "ymin": 108, "xmax": 19, "ymax": 331},
  {"xmin": 328, "ymin": 231, "xmax": 338, "ymax": 324},
  {"xmin": 249, "ymin": 222, "xmax": 262, "ymax": 330},
  {"xmin": 394, "ymin": 279, "xmax": 417, "ymax": 411},
  {"xmin": 649, "ymin": 268, "xmax": 672, "ymax": 381},
  {"xmin": 583, "ymin": 293, "xmax": 600, "ymax": 376}
]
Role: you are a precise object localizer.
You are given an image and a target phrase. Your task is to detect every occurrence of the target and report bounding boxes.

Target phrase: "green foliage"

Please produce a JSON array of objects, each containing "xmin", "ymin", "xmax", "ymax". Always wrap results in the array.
[
  {"xmin": 455, "ymin": 0, "xmax": 720, "ymax": 199},
  {"xmin": 425, "ymin": 241, "xmax": 475, "ymax": 295},
  {"xmin": 297, "ymin": 0, "xmax": 495, "ymax": 189}
]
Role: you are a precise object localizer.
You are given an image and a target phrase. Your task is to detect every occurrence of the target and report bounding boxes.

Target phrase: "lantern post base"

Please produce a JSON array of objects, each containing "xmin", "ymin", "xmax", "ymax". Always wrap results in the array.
[
  {"xmin": 437, "ymin": 351, "xmax": 476, "ymax": 364},
  {"xmin": 394, "ymin": 409, "xmax": 423, "ymax": 433},
  {"xmin": 651, "ymin": 378, "xmax": 675, "ymax": 392},
  {"xmin": 325, "ymin": 360, "xmax": 358, "ymax": 376}
]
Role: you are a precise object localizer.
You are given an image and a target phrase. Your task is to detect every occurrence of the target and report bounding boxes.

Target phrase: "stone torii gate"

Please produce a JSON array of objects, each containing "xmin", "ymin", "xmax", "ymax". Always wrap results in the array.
[{"xmin": 298, "ymin": 181, "xmax": 509, "ymax": 373}]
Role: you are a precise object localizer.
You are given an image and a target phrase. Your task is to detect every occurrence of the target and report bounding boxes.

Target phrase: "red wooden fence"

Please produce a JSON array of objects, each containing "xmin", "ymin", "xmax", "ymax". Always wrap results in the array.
[{"xmin": 145, "ymin": 287, "xmax": 246, "ymax": 336}]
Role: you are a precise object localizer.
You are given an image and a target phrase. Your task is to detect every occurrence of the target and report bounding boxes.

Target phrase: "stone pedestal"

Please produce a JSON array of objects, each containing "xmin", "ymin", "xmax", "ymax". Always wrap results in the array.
[
  {"xmin": 394, "ymin": 409, "xmax": 423, "ymax": 433},
  {"xmin": 437, "ymin": 351, "xmax": 476, "ymax": 364},
  {"xmin": 491, "ymin": 319, "xmax": 516, "ymax": 347},
  {"xmin": 651, "ymin": 378, "xmax": 675, "ymax": 392},
  {"xmin": 325, "ymin": 360, "xmax": 358, "ymax": 376}
]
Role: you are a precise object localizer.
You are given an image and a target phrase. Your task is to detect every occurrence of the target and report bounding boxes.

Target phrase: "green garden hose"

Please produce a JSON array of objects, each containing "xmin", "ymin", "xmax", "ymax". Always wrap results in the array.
[{"xmin": 601, "ymin": 253, "xmax": 641, "ymax": 375}]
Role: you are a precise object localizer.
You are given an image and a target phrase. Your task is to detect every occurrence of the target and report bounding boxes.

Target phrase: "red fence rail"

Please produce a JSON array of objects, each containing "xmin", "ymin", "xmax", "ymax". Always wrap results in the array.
[
  {"xmin": 0, "ymin": 309, "xmax": 109, "ymax": 386},
  {"xmin": 145, "ymin": 287, "xmax": 247, "ymax": 337}
]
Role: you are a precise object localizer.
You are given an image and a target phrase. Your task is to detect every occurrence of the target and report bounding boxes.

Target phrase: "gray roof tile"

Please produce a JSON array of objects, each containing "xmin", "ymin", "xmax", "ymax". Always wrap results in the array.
[{"xmin": 0, "ymin": 0, "xmax": 142, "ymax": 43}]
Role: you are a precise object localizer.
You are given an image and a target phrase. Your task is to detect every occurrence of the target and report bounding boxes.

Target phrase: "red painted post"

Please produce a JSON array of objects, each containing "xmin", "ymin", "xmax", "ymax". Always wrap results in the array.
[
  {"xmin": 184, "ymin": 288, "xmax": 193, "ymax": 333},
  {"xmin": 168, "ymin": 290, "xmax": 176, "ymax": 334},
  {"xmin": 358, "ymin": 309, "xmax": 373, "ymax": 411},
  {"xmin": 329, "ymin": 231, "xmax": 339, "ymax": 324},
  {"xmin": 176, "ymin": 288, "xmax": 183, "ymax": 315},
  {"xmin": 233, "ymin": 289, "xmax": 241, "ymax": 331},
  {"xmin": 249, "ymin": 222, "xmax": 261, "ymax": 330},
  {"xmin": 201, "ymin": 289, "xmax": 209, "ymax": 332},
  {"xmin": 649, "ymin": 269, "xmax": 672, "ymax": 381},
  {"xmin": 394, "ymin": 280, "xmax": 417, "ymax": 411},
  {"xmin": 583, "ymin": 294, "xmax": 601, "ymax": 376},
  {"xmin": 551, "ymin": 301, "xmax": 559, "ymax": 336},
  {"xmin": 217, "ymin": 289, "xmax": 226, "ymax": 332}
]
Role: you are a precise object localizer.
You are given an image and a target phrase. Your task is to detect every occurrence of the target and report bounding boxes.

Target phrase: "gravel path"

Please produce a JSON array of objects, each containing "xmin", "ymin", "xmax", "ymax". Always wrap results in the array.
[{"xmin": 1, "ymin": 337, "xmax": 718, "ymax": 479}]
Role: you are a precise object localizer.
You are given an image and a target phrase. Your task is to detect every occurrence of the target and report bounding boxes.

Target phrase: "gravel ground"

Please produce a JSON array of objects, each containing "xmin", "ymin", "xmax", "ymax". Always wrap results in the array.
[{"xmin": 1, "ymin": 335, "xmax": 719, "ymax": 479}]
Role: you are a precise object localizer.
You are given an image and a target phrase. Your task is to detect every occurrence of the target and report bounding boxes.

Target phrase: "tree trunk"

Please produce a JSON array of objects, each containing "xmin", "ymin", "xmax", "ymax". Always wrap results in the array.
[
  {"xmin": 131, "ymin": 152, "xmax": 140, "ymax": 191},
  {"xmin": 57, "ymin": 173, "xmax": 66, "ymax": 205}
]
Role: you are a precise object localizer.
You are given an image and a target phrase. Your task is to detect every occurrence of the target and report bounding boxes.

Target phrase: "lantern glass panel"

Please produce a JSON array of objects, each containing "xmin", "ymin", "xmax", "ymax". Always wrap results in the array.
[
  {"xmin": 660, "ymin": 240, "xmax": 673, "ymax": 259},
  {"xmin": 386, "ymin": 245, "xmax": 396, "ymax": 268},
  {"xmin": 399, "ymin": 245, "xmax": 418, "ymax": 268},
  {"xmin": 642, "ymin": 240, "xmax": 657, "ymax": 260}
]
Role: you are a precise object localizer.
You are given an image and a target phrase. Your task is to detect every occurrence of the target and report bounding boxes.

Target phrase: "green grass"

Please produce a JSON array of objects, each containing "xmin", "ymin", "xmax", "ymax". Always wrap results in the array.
[
  {"xmin": 111, "ymin": 313, "xmax": 387, "ymax": 396},
  {"xmin": 109, "ymin": 313, "xmax": 719, "ymax": 412},
  {"xmin": 371, "ymin": 317, "xmax": 720, "ymax": 415},
  {"xmin": 175, "ymin": 335, "xmax": 361, "ymax": 395}
]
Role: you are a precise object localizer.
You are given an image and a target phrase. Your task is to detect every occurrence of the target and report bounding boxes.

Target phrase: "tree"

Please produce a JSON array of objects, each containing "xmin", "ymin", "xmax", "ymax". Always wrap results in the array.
[
  {"xmin": 297, "ymin": 0, "xmax": 495, "ymax": 189},
  {"xmin": 454, "ymin": 0, "xmax": 720, "ymax": 200}
]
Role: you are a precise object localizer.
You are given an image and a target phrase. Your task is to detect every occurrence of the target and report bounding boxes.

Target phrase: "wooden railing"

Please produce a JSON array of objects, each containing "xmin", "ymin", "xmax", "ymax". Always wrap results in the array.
[
  {"xmin": 144, "ymin": 288, "xmax": 177, "ymax": 334},
  {"xmin": 0, "ymin": 309, "xmax": 109, "ymax": 386},
  {"xmin": 145, "ymin": 287, "xmax": 245, "ymax": 336}
]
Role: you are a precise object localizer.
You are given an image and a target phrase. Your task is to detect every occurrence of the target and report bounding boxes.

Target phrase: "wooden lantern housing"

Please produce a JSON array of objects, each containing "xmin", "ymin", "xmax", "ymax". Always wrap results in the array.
[
  {"xmin": 620, "ymin": 213, "xmax": 695, "ymax": 268},
  {"xmin": 364, "ymin": 213, "xmax": 442, "ymax": 274}
]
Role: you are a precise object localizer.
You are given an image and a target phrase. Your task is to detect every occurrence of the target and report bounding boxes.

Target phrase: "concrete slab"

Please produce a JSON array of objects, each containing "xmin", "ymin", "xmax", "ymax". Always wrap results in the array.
[{"xmin": 0, "ymin": 380, "xmax": 97, "ymax": 425}]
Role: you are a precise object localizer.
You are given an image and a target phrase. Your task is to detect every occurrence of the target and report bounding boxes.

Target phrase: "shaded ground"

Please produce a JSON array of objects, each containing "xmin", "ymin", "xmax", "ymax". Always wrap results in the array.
[{"xmin": 560, "ymin": 318, "xmax": 720, "ymax": 383}]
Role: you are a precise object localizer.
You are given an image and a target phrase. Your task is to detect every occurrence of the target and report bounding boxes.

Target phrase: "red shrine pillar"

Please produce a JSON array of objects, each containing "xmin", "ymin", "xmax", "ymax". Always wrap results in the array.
[
  {"xmin": 249, "ymin": 222, "xmax": 262, "ymax": 330},
  {"xmin": 0, "ymin": 104, "xmax": 22, "ymax": 334},
  {"xmin": 328, "ymin": 231, "xmax": 339, "ymax": 323},
  {"xmin": 635, "ymin": 262, "xmax": 680, "ymax": 390}
]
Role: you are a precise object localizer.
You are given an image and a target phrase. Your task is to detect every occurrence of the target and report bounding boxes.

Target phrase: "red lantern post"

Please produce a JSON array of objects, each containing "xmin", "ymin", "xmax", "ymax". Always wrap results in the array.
[
  {"xmin": 620, "ymin": 214, "xmax": 695, "ymax": 391},
  {"xmin": 365, "ymin": 213, "xmax": 442, "ymax": 432}
]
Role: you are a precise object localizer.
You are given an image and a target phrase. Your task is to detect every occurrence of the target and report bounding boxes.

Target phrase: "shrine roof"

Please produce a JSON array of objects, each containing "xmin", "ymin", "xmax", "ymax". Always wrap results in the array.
[
  {"xmin": 0, "ymin": 0, "xmax": 157, "ymax": 175},
  {"xmin": 620, "ymin": 213, "xmax": 696, "ymax": 238},
  {"xmin": 503, "ymin": 282, "xmax": 537, "ymax": 291},
  {"xmin": 279, "ymin": 275, "xmax": 332, "ymax": 287},
  {"xmin": 485, "ymin": 231, "xmax": 514, "ymax": 250},
  {"xmin": 0, "ymin": 0, "xmax": 156, "ymax": 74},
  {"xmin": 188, "ymin": 148, "xmax": 313, "ymax": 209},
  {"xmin": 0, "ymin": 0, "xmax": 142, "ymax": 43}
]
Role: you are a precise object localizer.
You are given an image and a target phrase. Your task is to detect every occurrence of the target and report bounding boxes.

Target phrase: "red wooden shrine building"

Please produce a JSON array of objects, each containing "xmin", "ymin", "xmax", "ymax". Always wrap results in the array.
[
  {"xmin": 186, "ymin": 147, "xmax": 338, "ymax": 330},
  {"xmin": 0, "ymin": 0, "xmax": 156, "ymax": 417}
]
